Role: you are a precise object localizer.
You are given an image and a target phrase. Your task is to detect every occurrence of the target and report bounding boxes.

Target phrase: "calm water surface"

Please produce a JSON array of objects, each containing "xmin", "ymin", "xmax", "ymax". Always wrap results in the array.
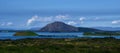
[{"xmin": 0, "ymin": 32, "xmax": 120, "ymax": 40}]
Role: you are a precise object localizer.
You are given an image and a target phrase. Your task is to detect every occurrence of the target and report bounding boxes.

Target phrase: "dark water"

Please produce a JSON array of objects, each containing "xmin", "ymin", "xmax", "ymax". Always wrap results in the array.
[{"xmin": 0, "ymin": 32, "xmax": 120, "ymax": 40}]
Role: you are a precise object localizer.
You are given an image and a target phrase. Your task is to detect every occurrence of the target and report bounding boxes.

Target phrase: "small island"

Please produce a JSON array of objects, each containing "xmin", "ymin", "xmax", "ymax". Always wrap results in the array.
[
  {"xmin": 14, "ymin": 31, "xmax": 38, "ymax": 36},
  {"xmin": 83, "ymin": 32, "xmax": 120, "ymax": 36}
]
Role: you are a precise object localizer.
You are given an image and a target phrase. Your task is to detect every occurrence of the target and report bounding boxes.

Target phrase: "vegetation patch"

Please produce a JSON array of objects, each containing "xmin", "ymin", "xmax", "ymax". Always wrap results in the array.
[{"xmin": 14, "ymin": 31, "xmax": 38, "ymax": 36}]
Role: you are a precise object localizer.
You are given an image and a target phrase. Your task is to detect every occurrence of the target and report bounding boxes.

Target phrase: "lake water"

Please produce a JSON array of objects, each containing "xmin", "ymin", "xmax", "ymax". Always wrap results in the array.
[{"xmin": 0, "ymin": 32, "xmax": 120, "ymax": 40}]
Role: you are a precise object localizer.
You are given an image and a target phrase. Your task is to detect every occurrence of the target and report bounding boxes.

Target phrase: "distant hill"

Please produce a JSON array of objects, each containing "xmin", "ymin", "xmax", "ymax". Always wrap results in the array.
[
  {"xmin": 77, "ymin": 27, "xmax": 102, "ymax": 32},
  {"xmin": 94, "ymin": 27, "xmax": 120, "ymax": 31},
  {"xmin": 30, "ymin": 27, "xmax": 42, "ymax": 31},
  {"xmin": 39, "ymin": 21, "xmax": 102, "ymax": 32}
]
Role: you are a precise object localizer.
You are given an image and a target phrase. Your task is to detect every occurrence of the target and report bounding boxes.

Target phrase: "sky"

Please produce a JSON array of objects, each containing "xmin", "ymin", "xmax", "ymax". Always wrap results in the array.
[{"xmin": 0, "ymin": 0, "xmax": 120, "ymax": 29}]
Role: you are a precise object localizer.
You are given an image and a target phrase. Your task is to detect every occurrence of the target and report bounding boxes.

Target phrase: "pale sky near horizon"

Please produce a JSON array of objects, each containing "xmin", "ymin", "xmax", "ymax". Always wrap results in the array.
[{"xmin": 0, "ymin": 0, "xmax": 120, "ymax": 29}]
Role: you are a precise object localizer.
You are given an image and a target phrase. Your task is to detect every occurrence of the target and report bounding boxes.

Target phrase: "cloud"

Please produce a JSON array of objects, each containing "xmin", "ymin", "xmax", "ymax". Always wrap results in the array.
[
  {"xmin": 112, "ymin": 20, "xmax": 120, "ymax": 24},
  {"xmin": 0, "ymin": 22, "xmax": 13, "ymax": 26},
  {"xmin": 79, "ymin": 17, "xmax": 85, "ymax": 21},
  {"xmin": 94, "ymin": 17, "xmax": 100, "ymax": 20},
  {"xmin": 41, "ymin": 16, "xmax": 53, "ymax": 22},
  {"xmin": 27, "ymin": 15, "xmax": 39, "ymax": 26},
  {"xmin": 26, "ymin": 15, "xmax": 70, "ymax": 26},
  {"xmin": 55, "ymin": 15, "xmax": 69, "ymax": 20},
  {"xmin": 67, "ymin": 21, "xmax": 77, "ymax": 25},
  {"xmin": 79, "ymin": 17, "xmax": 85, "ymax": 24},
  {"xmin": 6, "ymin": 22, "xmax": 13, "ymax": 26}
]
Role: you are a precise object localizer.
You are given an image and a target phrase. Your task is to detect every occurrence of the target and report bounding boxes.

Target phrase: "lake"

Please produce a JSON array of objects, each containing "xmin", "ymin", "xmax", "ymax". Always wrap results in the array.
[{"xmin": 0, "ymin": 32, "xmax": 120, "ymax": 40}]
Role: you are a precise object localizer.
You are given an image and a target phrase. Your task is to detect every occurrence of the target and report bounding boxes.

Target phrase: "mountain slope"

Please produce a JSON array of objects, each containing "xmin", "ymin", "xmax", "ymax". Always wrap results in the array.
[
  {"xmin": 40, "ymin": 21, "xmax": 78, "ymax": 32},
  {"xmin": 94, "ymin": 27, "xmax": 120, "ymax": 31}
]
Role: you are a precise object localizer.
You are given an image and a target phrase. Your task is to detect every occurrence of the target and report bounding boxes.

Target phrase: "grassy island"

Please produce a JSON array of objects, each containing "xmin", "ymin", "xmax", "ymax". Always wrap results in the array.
[
  {"xmin": 14, "ymin": 31, "xmax": 38, "ymax": 36},
  {"xmin": 0, "ymin": 38, "xmax": 120, "ymax": 53},
  {"xmin": 84, "ymin": 32, "xmax": 120, "ymax": 36}
]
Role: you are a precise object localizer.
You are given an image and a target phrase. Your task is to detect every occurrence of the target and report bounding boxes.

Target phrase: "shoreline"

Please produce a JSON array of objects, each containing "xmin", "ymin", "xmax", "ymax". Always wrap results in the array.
[{"xmin": 0, "ymin": 37, "xmax": 117, "ymax": 41}]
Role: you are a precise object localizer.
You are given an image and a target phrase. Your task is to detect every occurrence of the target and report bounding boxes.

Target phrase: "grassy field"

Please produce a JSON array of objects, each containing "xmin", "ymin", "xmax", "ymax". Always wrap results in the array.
[{"xmin": 0, "ymin": 38, "xmax": 120, "ymax": 53}]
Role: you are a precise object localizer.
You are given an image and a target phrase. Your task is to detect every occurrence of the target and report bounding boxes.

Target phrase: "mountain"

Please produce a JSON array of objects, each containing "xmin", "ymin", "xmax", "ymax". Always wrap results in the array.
[
  {"xmin": 40, "ymin": 21, "xmax": 78, "ymax": 32},
  {"xmin": 94, "ymin": 27, "xmax": 120, "ymax": 31},
  {"xmin": 39, "ymin": 21, "xmax": 102, "ymax": 32}
]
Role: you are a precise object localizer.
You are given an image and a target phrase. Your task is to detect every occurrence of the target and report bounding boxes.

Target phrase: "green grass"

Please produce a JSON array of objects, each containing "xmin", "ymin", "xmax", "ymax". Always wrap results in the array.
[
  {"xmin": 14, "ymin": 31, "xmax": 38, "ymax": 36},
  {"xmin": 0, "ymin": 38, "xmax": 120, "ymax": 53}
]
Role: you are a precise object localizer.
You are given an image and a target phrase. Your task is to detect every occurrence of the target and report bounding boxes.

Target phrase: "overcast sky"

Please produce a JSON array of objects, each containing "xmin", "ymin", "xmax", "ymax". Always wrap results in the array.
[{"xmin": 0, "ymin": 0, "xmax": 120, "ymax": 29}]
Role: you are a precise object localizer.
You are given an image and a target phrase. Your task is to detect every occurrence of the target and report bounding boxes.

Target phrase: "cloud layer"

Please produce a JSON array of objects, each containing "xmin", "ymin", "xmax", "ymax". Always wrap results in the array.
[
  {"xmin": 112, "ymin": 20, "xmax": 120, "ymax": 24},
  {"xmin": 67, "ymin": 21, "xmax": 77, "ymax": 25},
  {"xmin": 26, "ymin": 15, "xmax": 70, "ymax": 26},
  {"xmin": 1, "ymin": 15, "xmax": 120, "ymax": 28},
  {"xmin": 0, "ymin": 22, "xmax": 13, "ymax": 26}
]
